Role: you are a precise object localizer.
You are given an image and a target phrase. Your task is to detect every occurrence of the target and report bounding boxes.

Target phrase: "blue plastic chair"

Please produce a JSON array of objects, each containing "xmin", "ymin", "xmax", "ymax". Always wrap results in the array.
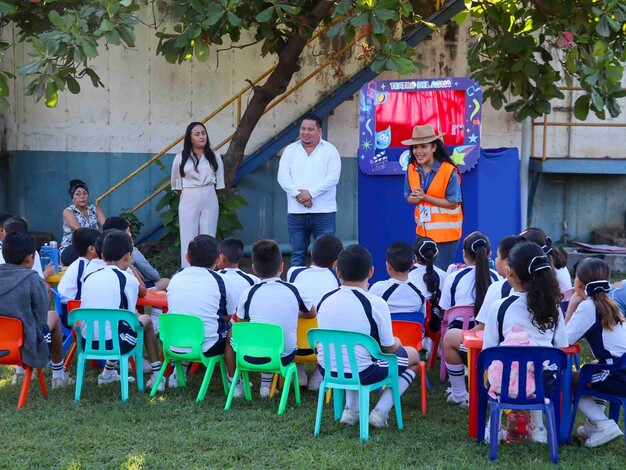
[
  {"xmin": 69, "ymin": 308, "xmax": 144, "ymax": 401},
  {"xmin": 476, "ymin": 346, "xmax": 567, "ymax": 464},
  {"xmin": 390, "ymin": 311, "xmax": 425, "ymax": 328},
  {"xmin": 50, "ymin": 288, "xmax": 74, "ymax": 354},
  {"xmin": 308, "ymin": 328, "xmax": 403, "ymax": 441},
  {"xmin": 569, "ymin": 352, "xmax": 626, "ymax": 448}
]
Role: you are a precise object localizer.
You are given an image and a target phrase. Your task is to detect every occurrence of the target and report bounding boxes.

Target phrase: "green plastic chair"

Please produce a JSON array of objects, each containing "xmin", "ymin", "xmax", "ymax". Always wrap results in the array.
[
  {"xmin": 150, "ymin": 313, "xmax": 228, "ymax": 401},
  {"xmin": 308, "ymin": 328, "xmax": 403, "ymax": 441},
  {"xmin": 69, "ymin": 308, "xmax": 144, "ymax": 402},
  {"xmin": 224, "ymin": 322, "xmax": 300, "ymax": 415}
]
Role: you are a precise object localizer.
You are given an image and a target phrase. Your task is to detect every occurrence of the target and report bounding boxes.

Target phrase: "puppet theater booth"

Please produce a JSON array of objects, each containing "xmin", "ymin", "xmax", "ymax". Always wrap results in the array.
[{"xmin": 357, "ymin": 78, "xmax": 521, "ymax": 281}]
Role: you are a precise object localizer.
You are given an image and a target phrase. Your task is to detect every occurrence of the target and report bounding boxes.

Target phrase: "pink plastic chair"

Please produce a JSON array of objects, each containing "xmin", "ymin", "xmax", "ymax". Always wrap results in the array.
[{"xmin": 439, "ymin": 305, "xmax": 475, "ymax": 382}]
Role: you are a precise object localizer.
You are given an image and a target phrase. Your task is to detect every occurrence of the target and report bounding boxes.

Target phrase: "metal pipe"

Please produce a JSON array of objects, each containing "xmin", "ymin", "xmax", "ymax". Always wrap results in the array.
[{"xmin": 520, "ymin": 118, "xmax": 532, "ymax": 229}]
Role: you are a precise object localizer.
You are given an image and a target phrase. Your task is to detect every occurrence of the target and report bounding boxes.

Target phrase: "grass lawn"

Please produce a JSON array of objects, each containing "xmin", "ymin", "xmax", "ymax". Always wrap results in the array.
[{"xmin": 0, "ymin": 360, "xmax": 623, "ymax": 469}]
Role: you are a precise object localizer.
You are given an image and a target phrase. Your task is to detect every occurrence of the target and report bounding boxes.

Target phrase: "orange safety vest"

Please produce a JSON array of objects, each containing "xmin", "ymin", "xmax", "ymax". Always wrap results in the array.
[{"xmin": 407, "ymin": 161, "xmax": 463, "ymax": 242}]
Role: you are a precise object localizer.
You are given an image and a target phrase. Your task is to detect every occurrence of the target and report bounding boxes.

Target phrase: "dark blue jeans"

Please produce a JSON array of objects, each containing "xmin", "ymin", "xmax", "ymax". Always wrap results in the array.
[{"xmin": 287, "ymin": 212, "xmax": 336, "ymax": 267}]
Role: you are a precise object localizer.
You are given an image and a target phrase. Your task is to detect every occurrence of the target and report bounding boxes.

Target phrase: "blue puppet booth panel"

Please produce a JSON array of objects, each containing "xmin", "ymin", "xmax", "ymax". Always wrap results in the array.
[{"xmin": 358, "ymin": 147, "xmax": 521, "ymax": 283}]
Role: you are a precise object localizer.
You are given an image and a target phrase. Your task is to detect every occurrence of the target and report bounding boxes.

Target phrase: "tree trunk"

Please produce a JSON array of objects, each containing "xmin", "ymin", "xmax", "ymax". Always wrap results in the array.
[{"xmin": 222, "ymin": 0, "xmax": 334, "ymax": 187}]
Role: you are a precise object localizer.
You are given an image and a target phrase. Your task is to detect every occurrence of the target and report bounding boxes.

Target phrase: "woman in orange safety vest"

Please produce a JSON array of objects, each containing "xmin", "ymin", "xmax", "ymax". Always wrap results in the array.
[{"xmin": 402, "ymin": 125, "xmax": 463, "ymax": 270}]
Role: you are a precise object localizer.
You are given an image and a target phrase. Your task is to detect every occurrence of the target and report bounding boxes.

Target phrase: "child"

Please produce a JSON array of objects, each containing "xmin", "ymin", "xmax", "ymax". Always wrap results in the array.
[
  {"xmin": 57, "ymin": 228, "xmax": 100, "ymax": 304},
  {"xmin": 0, "ymin": 232, "xmax": 74, "ymax": 387},
  {"xmin": 0, "ymin": 212, "xmax": 13, "ymax": 249},
  {"xmin": 166, "ymin": 235, "xmax": 238, "ymax": 391},
  {"xmin": 216, "ymin": 237, "xmax": 259, "ymax": 310},
  {"xmin": 286, "ymin": 234, "xmax": 343, "ymax": 390},
  {"xmin": 483, "ymin": 241, "xmax": 568, "ymax": 442},
  {"xmin": 369, "ymin": 241, "xmax": 425, "ymax": 320},
  {"xmin": 520, "ymin": 227, "xmax": 571, "ymax": 292},
  {"xmin": 444, "ymin": 234, "xmax": 526, "ymax": 405},
  {"xmin": 316, "ymin": 244, "xmax": 421, "ymax": 428},
  {"xmin": 80, "ymin": 230, "xmax": 163, "ymax": 391},
  {"xmin": 565, "ymin": 258, "xmax": 625, "ymax": 447},
  {"xmin": 0, "ymin": 217, "xmax": 53, "ymax": 280},
  {"xmin": 236, "ymin": 239, "xmax": 316, "ymax": 397}
]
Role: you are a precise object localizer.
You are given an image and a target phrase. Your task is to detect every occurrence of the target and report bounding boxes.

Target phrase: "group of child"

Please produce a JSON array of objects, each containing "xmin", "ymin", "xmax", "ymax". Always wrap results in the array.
[{"xmin": 1, "ymin": 212, "xmax": 625, "ymax": 447}]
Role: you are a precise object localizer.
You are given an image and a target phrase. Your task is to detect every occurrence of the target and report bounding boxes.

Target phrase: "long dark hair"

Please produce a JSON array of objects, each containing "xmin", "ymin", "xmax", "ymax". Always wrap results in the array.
[
  {"xmin": 408, "ymin": 139, "xmax": 456, "ymax": 168},
  {"xmin": 180, "ymin": 122, "xmax": 218, "ymax": 178},
  {"xmin": 413, "ymin": 236, "xmax": 441, "ymax": 306},
  {"xmin": 508, "ymin": 241, "xmax": 562, "ymax": 333},
  {"xmin": 519, "ymin": 227, "xmax": 567, "ymax": 269},
  {"xmin": 576, "ymin": 258, "xmax": 625, "ymax": 330},
  {"xmin": 463, "ymin": 231, "xmax": 493, "ymax": 315}
]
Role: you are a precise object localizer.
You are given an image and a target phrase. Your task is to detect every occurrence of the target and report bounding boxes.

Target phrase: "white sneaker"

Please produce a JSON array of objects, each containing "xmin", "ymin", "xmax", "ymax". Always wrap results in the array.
[
  {"xmin": 260, "ymin": 386, "xmax": 271, "ymax": 398},
  {"xmin": 146, "ymin": 374, "xmax": 166, "ymax": 393},
  {"xmin": 446, "ymin": 389, "xmax": 469, "ymax": 407},
  {"xmin": 369, "ymin": 408, "xmax": 389, "ymax": 429},
  {"xmin": 583, "ymin": 419, "xmax": 623, "ymax": 448},
  {"xmin": 11, "ymin": 371, "xmax": 34, "ymax": 385},
  {"xmin": 142, "ymin": 358, "xmax": 151, "ymax": 374},
  {"xmin": 51, "ymin": 374, "xmax": 75, "ymax": 389},
  {"xmin": 233, "ymin": 381, "xmax": 245, "ymax": 398},
  {"xmin": 577, "ymin": 419, "xmax": 599, "ymax": 440},
  {"xmin": 484, "ymin": 423, "xmax": 507, "ymax": 443},
  {"xmin": 307, "ymin": 368, "xmax": 323, "ymax": 391},
  {"xmin": 422, "ymin": 337, "xmax": 433, "ymax": 356},
  {"xmin": 98, "ymin": 370, "xmax": 136, "ymax": 386},
  {"xmin": 529, "ymin": 424, "xmax": 548, "ymax": 444},
  {"xmin": 168, "ymin": 371, "xmax": 182, "ymax": 388},
  {"xmin": 340, "ymin": 408, "xmax": 359, "ymax": 425}
]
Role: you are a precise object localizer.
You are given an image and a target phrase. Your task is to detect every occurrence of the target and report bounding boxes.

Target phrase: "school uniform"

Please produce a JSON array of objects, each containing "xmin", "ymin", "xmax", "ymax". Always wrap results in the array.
[
  {"xmin": 566, "ymin": 298, "xmax": 626, "ymax": 397},
  {"xmin": 217, "ymin": 268, "xmax": 259, "ymax": 310},
  {"xmin": 57, "ymin": 256, "xmax": 89, "ymax": 303},
  {"xmin": 287, "ymin": 265, "xmax": 341, "ymax": 307},
  {"xmin": 237, "ymin": 278, "xmax": 313, "ymax": 363},
  {"xmin": 369, "ymin": 278, "xmax": 425, "ymax": 323},
  {"xmin": 80, "ymin": 265, "xmax": 140, "ymax": 354},
  {"xmin": 475, "ymin": 279, "xmax": 513, "ymax": 325},
  {"xmin": 316, "ymin": 286, "xmax": 408, "ymax": 383},
  {"xmin": 555, "ymin": 267, "xmax": 573, "ymax": 293},
  {"xmin": 83, "ymin": 258, "xmax": 137, "ymax": 280},
  {"xmin": 167, "ymin": 267, "xmax": 237, "ymax": 355},
  {"xmin": 440, "ymin": 265, "xmax": 500, "ymax": 310},
  {"xmin": 408, "ymin": 263, "xmax": 447, "ymax": 301}
]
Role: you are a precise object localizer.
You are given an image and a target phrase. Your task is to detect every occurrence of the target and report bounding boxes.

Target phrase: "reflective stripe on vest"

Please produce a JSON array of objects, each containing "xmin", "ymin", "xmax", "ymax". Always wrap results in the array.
[{"xmin": 407, "ymin": 161, "xmax": 463, "ymax": 243}]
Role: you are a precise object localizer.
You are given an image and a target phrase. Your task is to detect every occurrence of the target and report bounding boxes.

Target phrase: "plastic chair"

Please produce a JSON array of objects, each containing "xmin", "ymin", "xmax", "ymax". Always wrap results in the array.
[
  {"xmin": 50, "ymin": 288, "xmax": 73, "ymax": 352},
  {"xmin": 390, "ymin": 311, "xmax": 425, "ymax": 327},
  {"xmin": 476, "ymin": 346, "xmax": 567, "ymax": 464},
  {"xmin": 438, "ymin": 305, "xmax": 475, "ymax": 381},
  {"xmin": 0, "ymin": 316, "xmax": 48, "ymax": 409},
  {"xmin": 224, "ymin": 322, "xmax": 300, "ymax": 415},
  {"xmin": 308, "ymin": 328, "xmax": 403, "ymax": 441},
  {"xmin": 391, "ymin": 320, "xmax": 428, "ymax": 414},
  {"xmin": 69, "ymin": 308, "xmax": 144, "ymax": 401},
  {"xmin": 569, "ymin": 352, "xmax": 626, "ymax": 448},
  {"xmin": 62, "ymin": 300, "xmax": 82, "ymax": 370},
  {"xmin": 150, "ymin": 313, "xmax": 228, "ymax": 401}
]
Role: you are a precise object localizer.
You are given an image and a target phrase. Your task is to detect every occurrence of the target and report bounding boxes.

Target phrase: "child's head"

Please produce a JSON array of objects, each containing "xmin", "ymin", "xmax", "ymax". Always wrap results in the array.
[
  {"xmin": 3, "ymin": 216, "xmax": 29, "ymax": 234},
  {"xmin": 187, "ymin": 235, "xmax": 219, "ymax": 268},
  {"xmin": 1, "ymin": 232, "xmax": 35, "ymax": 268},
  {"xmin": 103, "ymin": 216, "xmax": 132, "ymax": 238},
  {"xmin": 102, "ymin": 230, "xmax": 133, "ymax": 268},
  {"xmin": 0, "ymin": 212, "xmax": 13, "ymax": 240},
  {"xmin": 336, "ymin": 244, "xmax": 373, "ymax": 283},
  {"xmin": 463, "ymin": 231, "xmax": 492, "ymax": 315},
  {"xmin": 519, "ymin": 227, "xmax": 567, "ymax": 269},
  {"xmin": 217, "ymin": 237, "xmax": 244, "ymax": 269},
  {"xmin": 94, "ymin": 229, "xmax": 116, "ymax": 259},
  {"xmin": 495, "ymin": 235, "xmax": 526, "ymax": 277},
  {"xmin": 413, "ymin": 236, "xmax": 441, "ymax": 305},
  {"xmin": 72, "ymin": 228, "xmax": 101, "ymax": 258},
  {"xmin": 311, "ymin": 234, "xmax": 343, "ymax": 268},
  {"xmin": 507, "ymin": 241, "xmax": 561, "ymax": 332},
  {"xmin": 575, "ymin": 258, "xmax": 625, "ymax": 330},
  {"xmin": 251, "ymin": 239, "xmax": 282, "ymax": 278},
  {"xmin": 385, "ymin": 241, "xmax": 414, "ymax": 275}
]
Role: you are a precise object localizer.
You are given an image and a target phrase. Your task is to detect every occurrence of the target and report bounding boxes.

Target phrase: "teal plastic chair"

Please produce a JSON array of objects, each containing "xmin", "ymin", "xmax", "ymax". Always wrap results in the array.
[
  {"xmin": 69, "ymin": 308, "xmax": 144, "ymax": 401},
  {"xmin": 308, "ymin": 328, "xmax": 403, "ymax": 441},
  {"xmin": 224, "ymin": 322, "xmax": 300, "ymax": 415},
  {"xmin": 150, "ymin": 313, "xmax": 228, "ymax": 401}
]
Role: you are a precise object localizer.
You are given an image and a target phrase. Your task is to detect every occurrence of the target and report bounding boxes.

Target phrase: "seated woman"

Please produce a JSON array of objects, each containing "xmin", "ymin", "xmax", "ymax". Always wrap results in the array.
[{"xmin": 60, "ymin": 179, "xmax": 106, "ymax": 266}]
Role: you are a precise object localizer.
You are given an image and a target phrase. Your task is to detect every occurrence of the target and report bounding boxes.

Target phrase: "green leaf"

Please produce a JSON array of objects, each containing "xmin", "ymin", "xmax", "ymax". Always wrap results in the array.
[
  {"xmin": 256, "ymin": 7, "xmax": 274, "ymax": 23},
  {"xmin": 591, "ymin": 90, "xmax": 604, "ymax": 110},
  {"xmin": 0, "ymin": 96, "xmax": 9, "ymax": 113},
  {"xmin": 80, "ymin": 38, "xmax": 98, "ymax": 59},
  {"xmin": 573, "ymin": 94, "xmax": 590, "ymax": 120},
  {"xmin": 100, "ymin": 19, "xmax": 115, "ymax": 32},
  {"xmin": 0, "ymin": 74, "xmax": 8, "ymax": 97},
  {"xmin": 195, "ymin": 40, "xmax": 210, "ymax": 62},
  {"xmin": 120, "ymin": 0, "xmax": 133, "ymax": 6},
  {"xmin": 66, "ymin": 75, "xmax": 81, "ymax": 94},
  {"xmin": 596, "ymin": 16, "xmax": 610, "ymax": 37},
  {"xmin": 454, "ymin": 10, "xmax": 468, "ymax": 25},
  {"xmin": 49, "ymin": 10, "xmax": 66, "ymax": 30},
  {"xmin": 45, "ymin": 83, "xmax": 59, "ymax": 108},
  {"xmin": 105, "ymin": 30, "xmax": 122, "ymax": 45},
  {"xmin": 227, "ymin": 11, "xmax": 241, "ymax": 27}
]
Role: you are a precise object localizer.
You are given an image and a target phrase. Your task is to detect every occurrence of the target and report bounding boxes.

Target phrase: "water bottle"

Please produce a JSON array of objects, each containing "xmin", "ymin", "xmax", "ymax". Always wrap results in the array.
[
  {"xmin": 49, "ymin": 241, "xmax": 60, "ymax": 271},
  {"xmin": 40, "ymin": 243, "xmax": 51, "ymax": 271},
  {"xmin": 506, "ymin": 410, "xmax": 529, "ymax": 443}
]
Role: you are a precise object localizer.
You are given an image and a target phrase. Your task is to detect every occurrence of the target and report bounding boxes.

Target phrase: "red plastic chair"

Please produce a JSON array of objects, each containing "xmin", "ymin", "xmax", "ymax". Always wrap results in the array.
[
  {"xmin": 0, "ymin": 316, "xmax": 48, "ymax": 409},
  {"xmin": 63, "ymin": 300, "xmax": 81, "ymax": 370},
  {"xmin": 438, "ymin": 305, "xmax": 475, "ymax": 382},
  {"xmin": 391, "ymin": 320, "xmax": 428, "ymax": 414}
]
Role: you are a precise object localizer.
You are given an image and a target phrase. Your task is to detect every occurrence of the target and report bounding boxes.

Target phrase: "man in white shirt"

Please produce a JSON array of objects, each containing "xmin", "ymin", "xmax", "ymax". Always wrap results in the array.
[{"xmin": 277, "ymin": 114, "xmax": 342, "ymax": 267}]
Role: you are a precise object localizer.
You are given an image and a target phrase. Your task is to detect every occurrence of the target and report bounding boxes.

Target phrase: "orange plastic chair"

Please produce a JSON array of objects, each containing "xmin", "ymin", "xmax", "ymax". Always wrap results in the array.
[
  {"xmin": 0, "ymin": 316, "xmax": 48, "ymax": 409},
  {"xmin": 391, "ymin": 320, "xmax": 428, "ymax": 414}
]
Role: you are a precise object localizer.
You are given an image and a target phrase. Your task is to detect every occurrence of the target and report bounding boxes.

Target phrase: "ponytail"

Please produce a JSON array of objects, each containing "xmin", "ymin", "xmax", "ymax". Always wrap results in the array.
[
  {"xmin": 463, "ymin": 231, "xmax": 493, "ymax": 315},
  {"xmin": 577, "ymin": 259, "xmax": 626, "ymax": 331},
  {"xmin": 414, "ymin": 237, "xmax": 441, "ymax": 306}
]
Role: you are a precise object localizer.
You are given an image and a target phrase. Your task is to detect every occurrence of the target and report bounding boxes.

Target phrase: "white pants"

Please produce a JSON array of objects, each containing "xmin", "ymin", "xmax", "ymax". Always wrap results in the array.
[{"xmin": 178, "ymin": 185, "xmax": 218, "ymax": 267}]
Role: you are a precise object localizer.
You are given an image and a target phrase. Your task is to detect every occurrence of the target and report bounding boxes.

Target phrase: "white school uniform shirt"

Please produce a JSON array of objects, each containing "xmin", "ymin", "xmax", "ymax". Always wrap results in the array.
[
  {"xmin": 440, "ymin": 265, "xmax": 500, "ymax": 310},
  {"xmin": 483, "ymin": 292, "xmax": 568, "ymax": 350},
  {"xmin": 286, "ymin": 265, "xmax": 341, "ymax": 307},
  {"xmin": 316, "ymin": 285, "xmax": 395, "ymax": 373},
  {"xmin": 57, "ymin": 256, "xmax": 89, "ymax": 302},
  {"xmin": 566, "ymin": 298, "xmax": 626, "ymax": 363},
  {"xmin": 555, "ymin": 267, "xmax": 573, "ymax": 293},
  {"xmin": 475, "ymin": 279, "xmax": 514, "ymax": 325},
  {"xmin": 170, "ymin": 151, "xmax": 225, "ymax": 190},
  {"xmin": 0, "ymin": 249, "xmax": 44, "ymax": 278},
  {"xmin": 167, "ymin": 266, "xmax": 236, "ymax": 352},
  {"xmin": 82, "ymin": 258, "xmax": 136, "ymax": 281},
  {"xmin": 277, "ymin": 139, "xmax": 342, "ymax": 214},
  {"xmin": 217, "ymin": 268, "xmax": 259, "ymax": 310},
  {"xmin": 408, "ymin": 263, "xmax": 447, "ymax": 301},
  {"xmin": 369, "ymin": 278, "xmax": 425, "ymax": 314},
  {"xmin": 80, "ymin": 265, "xmax": 139, "ymax": 341},
  {"xmin": 237, "ymin": 278, "xmax": 313, "ymax": 357}
]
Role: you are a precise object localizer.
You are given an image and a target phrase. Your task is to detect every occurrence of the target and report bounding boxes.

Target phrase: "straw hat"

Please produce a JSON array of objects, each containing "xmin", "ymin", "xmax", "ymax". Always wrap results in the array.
[{"xmin": 400, "ymin": 125, "xmax": 445, "ymax": 146}]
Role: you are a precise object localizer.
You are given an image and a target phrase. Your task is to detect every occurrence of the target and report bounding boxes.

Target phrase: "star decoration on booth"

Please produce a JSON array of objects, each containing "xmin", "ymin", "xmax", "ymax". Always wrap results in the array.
[
  {"xmin": 361, "ymin": 139, "xmax": 372, "ymax": 150},
  {"xmin": 380, "ymin": 84, "xmax": 386, "ymax": 90},
  {"xmin": 468, "ymin": 133, "xmax": 478, "ymax": 143},
  {"xmin": 360, "ymin": 154, "xmax": 365, "ymax": 160},
  {"xmin": 451, "ymin": 147, "xmax": 467, "ymax": 165}
]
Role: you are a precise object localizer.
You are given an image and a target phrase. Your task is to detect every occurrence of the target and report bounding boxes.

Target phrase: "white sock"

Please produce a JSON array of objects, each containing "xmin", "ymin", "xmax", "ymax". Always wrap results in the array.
[
  {"xmin": 151, "ymin": 308, "xmax": 162, "ymax": 334},
  {"xmin": 297, "ymin": 363, "xmax": 306, "ymax": 376},
  {"xmin": 150, "ymin": 361, "xmax": 162, "ymax": 375},
  {"xmin": 578, "ymin": 396, "xmax": 608, "ymax": 423},
  {"xmin": 530, "ymin": 410, "xmax": 545, "ymax": 428},
  {"xmin": 346, "ymin": 390, "xmax": 359, "ymax": 413},
  {"xmin": 51, "ymin": 361, "xmax": 65, "ymax": 379},
  {"xmin": 260, "ymin": 373, "xmax": 273, "ymax": 388},
  {"xmin": 446, "ymin": 362, "xmax": 467, "ymax": 396},
  {"xmin": 227, "ymin": 375, "xmax": 242, "ymax": 386},
  {"xmin": 15, "ymin": 365, "xmax": 25, "ymax": 374},
  {"xmin": 375, "ymin": 369, "xmax": 416, "ymax": 417},
  {"xmin": 101, "ymin": 361, "xmax": 117, "ymax": 378}
]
